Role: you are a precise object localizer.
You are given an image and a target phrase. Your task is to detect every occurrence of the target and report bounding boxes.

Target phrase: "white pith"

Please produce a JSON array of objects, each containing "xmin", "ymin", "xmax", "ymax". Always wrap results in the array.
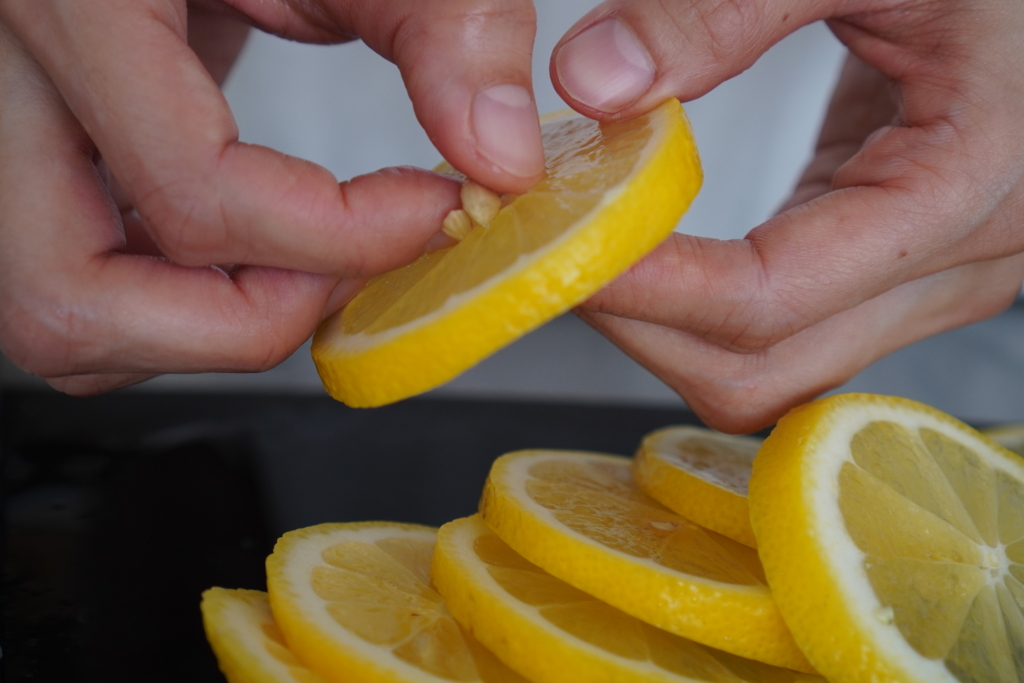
[
  {"xmin": 273, "ymin": 524, "xmax": 450, "ymax": 683},
  {"xmin": 805, "ymin": 402, "xmax": 1024, "ymax": 682}
]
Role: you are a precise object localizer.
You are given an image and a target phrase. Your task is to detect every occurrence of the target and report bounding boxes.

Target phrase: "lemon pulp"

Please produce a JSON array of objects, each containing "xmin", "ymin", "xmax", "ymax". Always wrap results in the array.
[{"xmin": 313, "ymin": 100, "xmax": 701, "ymax": 407}]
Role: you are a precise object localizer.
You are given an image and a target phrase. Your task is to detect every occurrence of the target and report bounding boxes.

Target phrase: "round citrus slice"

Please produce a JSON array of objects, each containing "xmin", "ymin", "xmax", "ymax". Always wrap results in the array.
[
  {"xmin": 634, "ymin": 426, "xmax": 762, "ymax": 548},
  {"xmin": 478, "ymin": 450, "xmax": 814, "ymax": 673},
  {"xmin": 201, "ymin": 587, "xmax": 325, "ymax": 683},
  {"xmin": 433, "ymin": 514, "xmax": 822, "ymax": 683},
  {"xmin": 749, "ymin": 393, "xmax": 1024, "ymax": 683},
  {"xmin": 265, "ymin": 522, "xmax": 528, "ymax": 683},
  {"xmin": 312, "ymin": 99, "xmax": 702, "ymax": 407}
]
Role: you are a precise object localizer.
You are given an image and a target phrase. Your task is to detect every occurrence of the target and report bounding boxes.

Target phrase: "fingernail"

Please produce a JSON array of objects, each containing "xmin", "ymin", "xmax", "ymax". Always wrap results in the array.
[
  {"xmin": 556, "ymin": 18, "xmax": 655, "ymax": 113},
  {"xmin": 425, "ymin": 230, "xmax": 458, "ymax": 253},
  {"xmin": 472, "ymin": 84, "xmax": 544, "ymax": 179}
]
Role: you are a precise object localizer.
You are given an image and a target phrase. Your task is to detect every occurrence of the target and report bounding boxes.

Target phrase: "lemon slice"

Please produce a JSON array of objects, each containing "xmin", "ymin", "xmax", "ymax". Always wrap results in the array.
[
  {"xmin": 312, "ymin": 99, "xmax": 702, "ymax": 407},
  {"xmin": 634, "ymin": 427, "xmax": 762, "ymax": 548},
  {"xmin": 201, "ymin": 588, "xmax": 325, "ymax": 683},
  {"xmin": 983, "ymin": 423, "xmax": 1024, "ymax": 457},
  {"xmin": 433, "ymin": 514, "xmax": 822, "ymax": 683},
  {"xmin": 478, "ymin": 450, "xmax": 814, "ymax": 672},
  {"xmin": 749, "ymin": 393, "xmax": 1024, "ymax": 682},
  {"xmin": 265, "ymin": 522, "xmax": 528, "ymax": 683}
]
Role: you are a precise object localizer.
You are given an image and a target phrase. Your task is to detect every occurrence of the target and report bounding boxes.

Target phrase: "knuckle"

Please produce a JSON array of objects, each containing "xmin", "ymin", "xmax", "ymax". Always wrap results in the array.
[
  {"xmin": 0, "ymin": 290, "xmax": 85, "ymax": 378},
  {"xmin": 218, "ymin": 298, "xmax": 301, "ymax": 373},
  {"xmin": 134, "ymin": 176, "xmax": 228, "ymax": 266},
  {"xmin": 692, "ymin": 0, "xmax": 765, "ymax": 62},
  {"xmin": 392, "ymin": 0, "xmax": 535, "ymax": 58},
  {"xmin": 683, "ymin": 376, "xmax": 779, "ymax": 434},
  {"xmin": 704, "ymin": 285, "xmax": 806, "ymax": 354}
]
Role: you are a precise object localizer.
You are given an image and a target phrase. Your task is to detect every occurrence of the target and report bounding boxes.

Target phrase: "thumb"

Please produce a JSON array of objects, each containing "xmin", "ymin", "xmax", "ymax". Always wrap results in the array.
[{"xmin": 550, "ymin": 0, "xmax": 833, "ymax": 118}]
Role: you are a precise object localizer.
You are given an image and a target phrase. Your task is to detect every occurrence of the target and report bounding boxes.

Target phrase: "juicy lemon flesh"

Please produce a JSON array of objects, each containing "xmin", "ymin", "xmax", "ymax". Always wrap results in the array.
[
  {"xmin": 522, "ymin": 457, "xmax": 766, "ymax": 586},
  {"xmin": 269, "ymin": 524, "xmax": 528, "ymax": 683},
  {"xmin": 340, "ymin": 114, "xmax": 651, "ymax": 336},
  {"xmin": 839, "ymin": 419, "xmax": 1024, "ymax": 682},
  {"xmin": 313, "ymin": 100, "xmax": 702, "ymax": 408},
  {"xmin": 651, "ymin": 430, "xmax": 760, "ymax": 495},
  {"xmin": 436, "ymin": 515, "xmax": 820, "ymax": 683},
  {"xmin": 312, "ymin": 537, "xmax": 525, "ymax": 682},
  {"xmin": 480, "ymin": 451, "xmax": 815, "ymax": 673},
  {"xmin": 634, "ymin": 428, "xmax": 761, "ymax": 548},
  {"xmin": 201, "ymin": 588, "xmax": 324, "ymax": 683}
]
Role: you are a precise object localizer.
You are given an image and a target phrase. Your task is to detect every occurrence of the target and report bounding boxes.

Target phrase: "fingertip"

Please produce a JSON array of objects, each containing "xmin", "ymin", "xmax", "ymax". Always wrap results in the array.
[
  {"xmin": 553, "ymin": 17, "xmax": 655, "ymax": 116},
  {"xmin": 470, "ymin": 84, "xmax": 545, "ymax": 192}
]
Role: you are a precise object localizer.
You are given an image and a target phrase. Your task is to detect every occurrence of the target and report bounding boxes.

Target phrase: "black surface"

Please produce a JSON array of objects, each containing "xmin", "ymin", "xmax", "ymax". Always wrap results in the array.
[{"xmin": 1, "ymin": 389, "xmax": 705, "ymax": 682}]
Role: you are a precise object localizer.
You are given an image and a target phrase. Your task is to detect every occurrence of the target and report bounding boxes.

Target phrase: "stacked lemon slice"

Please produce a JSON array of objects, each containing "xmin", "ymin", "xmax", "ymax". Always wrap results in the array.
[{"xmin": 202, "ymin": 394, "xmax": 1024, "ymax": 683}]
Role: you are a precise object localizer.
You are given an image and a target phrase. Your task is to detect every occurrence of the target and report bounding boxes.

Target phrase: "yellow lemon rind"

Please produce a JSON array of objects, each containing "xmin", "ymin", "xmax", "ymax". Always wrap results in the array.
[
  {"xmin": 479, "ymin": 450, "xmax": 815, "ymax": 673},
  {"xmin": 202, "ymin": 587, "xmax": 325, "ymax": 683},
  {"xmin": 633, "ymin": 426, "xmax": 759, "ymax": 548},
  {"xmin": 265, "ymin": 522, "xmax": 442, "ymax": 683},
  {"xmin": 312, "ymin": 99, "xmax": 701, "ymax": 408},
  {"xmin": 434, "ymin": 515, "xmax": 697, "ymax": 683},
  {"xmin": 749, "ymin": 393, "xmax": 1024, "ymax": 683}
]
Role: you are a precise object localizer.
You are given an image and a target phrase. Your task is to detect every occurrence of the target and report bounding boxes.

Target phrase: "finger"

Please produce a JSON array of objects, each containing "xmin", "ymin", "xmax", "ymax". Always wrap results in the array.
[
  {"xmin": 550, "ymin": 0, "xmax": 833, "ymax": 119},
  {"xmin": 581, "ymin": 28, "xmax": 1024, "ymax": 352},
  {"xmin": 579, "ymin": 253, "xmax": 1024, "ymax": 433},
  {"xmin": 0, "ymin": 27, "xmax": 338, "ymax": 381},
  {"xmin": 2, "ymin": 0, "xmax": 461, "ymax": 276},
  {"xmin": 276, "ymin": 0, "xmax": 546, "ymax": 193},
  {"xmin": 779, "ymin": 53, "xmax": 898, "ymax": 212}
]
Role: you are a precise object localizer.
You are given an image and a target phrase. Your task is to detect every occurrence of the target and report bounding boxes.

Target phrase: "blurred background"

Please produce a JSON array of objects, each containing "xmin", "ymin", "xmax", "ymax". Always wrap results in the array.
[{"xmin": 3, "ymin": 3, "xmax": 1024, "ymax": 680}]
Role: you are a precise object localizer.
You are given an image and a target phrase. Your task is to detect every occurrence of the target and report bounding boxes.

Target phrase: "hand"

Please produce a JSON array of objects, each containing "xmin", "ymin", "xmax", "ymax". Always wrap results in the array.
[
  {"xmin": 0, "ymin": 0, "xmax": 544, "ymax": 394},
  {"xmin": 552, "ymin": 0, "xmax": 1024, "ymax": 433}
]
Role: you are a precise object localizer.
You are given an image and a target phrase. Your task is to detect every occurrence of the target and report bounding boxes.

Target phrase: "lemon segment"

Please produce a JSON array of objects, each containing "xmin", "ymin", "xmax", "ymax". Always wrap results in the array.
[
  {"xmin": 634, "ymin": 426, "xmax": 761, "ymax": 548},
  {"xmin": 312, "ymin": 99, "xmax": 702, "ymax": 407},
  {"xmin": 749, "ymin": 393, "xmax": 1024, "ymax": 683},
  {"xmin": 201, "ymin": 588, "xmax": 325, "ymax": 683},
  {"xmin": 432, "ymin": 514, "xmax": 823, "ymax": 683},
  {"xmin": 265, "ymin": 522, "xmax": 528, "ymax": 683},
  {"xmin": 478, "ymin": 450, "xmax": 814, "ymax": 673}
]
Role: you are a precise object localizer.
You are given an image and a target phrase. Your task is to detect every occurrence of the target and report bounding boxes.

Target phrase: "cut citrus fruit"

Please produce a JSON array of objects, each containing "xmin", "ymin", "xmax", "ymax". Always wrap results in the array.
[
  {"xmin": 749, "ymin": 393, "xmax": 1024, "ymax": 683},
  {"xmin": 634, "ymin": 426, "xmax": 761, "ymax": 548},
  {"xmin": 433, "ymin": 514, "xmax": 822, "ymax": 683},
  {"xmin": 478, "ymin": 450, "xmax": 814, "ymax": 672},
  {"xmin": 201, "ymin": 587, "xmax": 325, "ymax": 683},
  {"xmin": 312, "ymin": 99, "xmax": 702, "ymax": 407},
  {"xmin": 265, "ymin": 522, "xmax": 528, "ymax": 683},
  {"xmin": 983, "ymin": 423, "xmax": 1024, "ymax": 457}
]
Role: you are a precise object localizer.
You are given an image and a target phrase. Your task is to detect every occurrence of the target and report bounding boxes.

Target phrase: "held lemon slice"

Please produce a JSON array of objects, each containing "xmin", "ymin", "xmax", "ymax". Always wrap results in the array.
[
  {"xmin": 634, "ymin": 427, "xmax": 762, "ymax": 548},
  {"xmin": 312, "ymin": 99, "xmax": 702, "ymax": 407},
  {"xmin": 749, "ymin": 393, "xmax": 1024, "ymax": 683},
  {"xmin": 433, "ymin": 514, "xmax": 823, "ymax": 683},
  {"xmin": 265, "ymin": 522, "xmax": 528, "ymax": 683},
  {"xmin": 478, "ymin": 450, "xmax": 814, "ymax": 673},
  {"xmin": 201, "ymin": 588, "xmax": 325, "ymax": 683}
]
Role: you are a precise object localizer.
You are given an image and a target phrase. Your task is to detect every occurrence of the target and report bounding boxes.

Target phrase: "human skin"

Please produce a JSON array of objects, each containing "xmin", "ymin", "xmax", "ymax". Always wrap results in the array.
[
  {"xmin": 554, "ymin": 0, "xmax": 1024, "ymax": 432},
  {"xmin": 3, "ymin": 0, "xmax": 1023, "ymax": 434},
  {"xmin": 0, "ymin": 0, "xmax": 545, "ymax": 394}
]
